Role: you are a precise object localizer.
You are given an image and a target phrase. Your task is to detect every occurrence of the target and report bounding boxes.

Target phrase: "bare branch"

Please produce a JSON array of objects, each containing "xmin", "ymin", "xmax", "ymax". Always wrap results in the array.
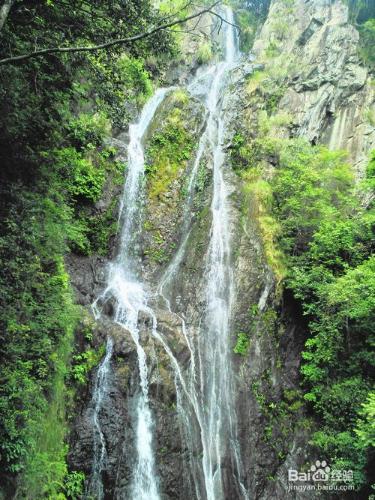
[{"xmin": 0, "ymin": 1, "xmax": 239, "ymax": 66}]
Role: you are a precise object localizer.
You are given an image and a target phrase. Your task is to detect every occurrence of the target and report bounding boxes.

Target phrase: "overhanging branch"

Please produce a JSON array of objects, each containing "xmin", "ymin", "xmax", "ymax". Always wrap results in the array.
[{"xmin": 0, "ymin": 1, "xmax": 239, "ymax": 66}]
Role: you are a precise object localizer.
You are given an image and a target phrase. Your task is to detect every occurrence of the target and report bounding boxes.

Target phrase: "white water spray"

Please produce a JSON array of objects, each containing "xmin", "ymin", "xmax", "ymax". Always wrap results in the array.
[
  {"xmin": 156, "ymin": 8, "xmax": 248, "ymax": 500},
  {"xmin": 89, "ymin": 88, "xmax": 172, "ymax": 499},
  {"xmin": 196, "ymin": 9, "xmax": 246, "ymax": 499}
]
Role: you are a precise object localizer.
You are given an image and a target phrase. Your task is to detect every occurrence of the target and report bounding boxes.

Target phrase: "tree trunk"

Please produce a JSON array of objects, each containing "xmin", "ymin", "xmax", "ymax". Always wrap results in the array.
[{"xmin": 0, "ymin": 0, "xmax": 14, "ymax": 32}]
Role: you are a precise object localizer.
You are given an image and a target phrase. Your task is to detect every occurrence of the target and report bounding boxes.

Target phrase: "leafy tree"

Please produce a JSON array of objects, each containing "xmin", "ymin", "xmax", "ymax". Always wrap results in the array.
[
  {"xmin": 233, "ymin": 133, "xmax": 375, "ymax": 491},
  {"xmin": 355, "ymin": 392, "xmax": 375, "ymax": 448},
  {"xmin": 273, "ymin": 147, "xmax": 375, "ymax": 492},
  {"xmin": 0, "ymin": 0, "xmax": 176, "ymax": 495},
  {"xmin": 358, "ymin": 18, "xmax": 375, "ymax": 67}
]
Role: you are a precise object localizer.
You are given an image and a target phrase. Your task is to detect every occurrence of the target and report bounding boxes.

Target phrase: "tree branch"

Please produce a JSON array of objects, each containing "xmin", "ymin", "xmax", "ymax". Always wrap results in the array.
[
  {"xmin": 0, "ymin": 1, "xmax": 239, "ymax": 66},
  {"xmin": 0, "ymin": 0, "xmax": 15, "ymax": 32}
]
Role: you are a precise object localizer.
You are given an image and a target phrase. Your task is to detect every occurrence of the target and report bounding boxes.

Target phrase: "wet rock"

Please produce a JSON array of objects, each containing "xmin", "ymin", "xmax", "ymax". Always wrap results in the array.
[
  {"xmin": 95, "ymin": 319, "xmax": 134, "ymax": 357},
  {"xmin": 65, "ymin": 255, "xmax": 107, "ymax": 306},
  {"xmin": 69, "ymin": 305, "xmax": 188, "ymax": 498},
  {"xmin": 140, "ymin": 90, "xmax": 206, "ymax": 282}
]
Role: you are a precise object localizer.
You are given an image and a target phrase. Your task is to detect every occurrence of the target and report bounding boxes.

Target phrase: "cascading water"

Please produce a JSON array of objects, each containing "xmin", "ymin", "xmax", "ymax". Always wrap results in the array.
[
  {"xmin": 85, "ymin": 337, "xmax": 114, "ymax": 499},
  {"xmin": 89, "ymin": 88, "xmax": 172, "ymax": 500},
  {"xmin": 199, "ymin": 8, "xmax": 242, "ymax": 499},
  {"xmin": 155, "ymin": 7, "xmax": 248, "ymax": 500},
  {"xmin": 86, "ymin": 6, "xmax": 247, "ymax": 499}
]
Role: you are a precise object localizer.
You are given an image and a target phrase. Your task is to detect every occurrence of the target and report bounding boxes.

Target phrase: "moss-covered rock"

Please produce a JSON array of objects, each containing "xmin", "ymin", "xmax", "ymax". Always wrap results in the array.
[{"xmin": 141, "ymin": 89, "xmax": 205, "ymax": 274}]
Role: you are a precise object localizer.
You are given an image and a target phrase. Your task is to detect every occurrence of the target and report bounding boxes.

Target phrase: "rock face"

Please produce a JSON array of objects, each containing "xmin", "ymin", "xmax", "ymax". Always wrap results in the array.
[
  {"xmin": 68, "ymin": 311, "xmax": 191, "ymax": 499},
  {"xmin": 140, "ymin": 89, "xmax": 206, "ymax": 280},
  {"xmin": 253, "ymin": 0, "xmax": 375, "ymax": 176},
  {"xmin": 67, "ymin": 1, "xmax": 374, "ymax": 499}
]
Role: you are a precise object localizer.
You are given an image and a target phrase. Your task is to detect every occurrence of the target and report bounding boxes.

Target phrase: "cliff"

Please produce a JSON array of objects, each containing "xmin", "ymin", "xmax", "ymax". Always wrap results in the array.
[
  {"xmin": 66, "ymin": 1, "xmax": 374, "ymax": 498},
  {"xmin": 0, "ymin": 0, "xmax": 372, "ymax": 498}
]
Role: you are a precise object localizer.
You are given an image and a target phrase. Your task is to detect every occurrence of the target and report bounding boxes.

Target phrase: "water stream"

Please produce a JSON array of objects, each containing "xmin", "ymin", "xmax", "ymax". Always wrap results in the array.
[
  {"xmin": 87, "ymin": 7, "xmax": 247, "ymax": 499},
  {"xmin": 85, "ymin": 337, "xmax": 114, "ymax": 499},
  {"xmin": 89, "ymin": 88, "xmax": 172, "ymax": 500},
  {"xmin": 156, "ymin": 7, "xmax": 247, "ymax": 499},
  {"xmin": 198, "ymin": 9, "xmax": 243, "ymax": 498}
]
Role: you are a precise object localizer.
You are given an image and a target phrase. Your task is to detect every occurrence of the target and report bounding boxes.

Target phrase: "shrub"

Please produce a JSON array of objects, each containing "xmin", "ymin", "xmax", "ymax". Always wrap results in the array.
[
  {"xmin": 232, "ymin": 128, "xmax": 374, "ymax": 490},
  {"xmin": 234, "ymin": 333, "xmax": 251, "ymax": 355}
]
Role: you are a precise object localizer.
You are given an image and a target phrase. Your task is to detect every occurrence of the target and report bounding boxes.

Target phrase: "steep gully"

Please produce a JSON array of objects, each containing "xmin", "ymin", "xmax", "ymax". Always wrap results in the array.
[{"xmin": 86, "ymin": 7, "xmax": 247, "ymax": 500}]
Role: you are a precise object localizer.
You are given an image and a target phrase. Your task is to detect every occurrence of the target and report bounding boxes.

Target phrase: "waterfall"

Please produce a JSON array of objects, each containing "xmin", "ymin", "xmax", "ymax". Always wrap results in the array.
[
  {"xmin": 86, "ymin": 6, "xmax": 247, "ymax": 499},
  {"xmin": 85, "ymin": 337, "xmax": 114, "ymax": 499},
  {"xmin": 117, "ymin": 87, "xmax": 173, "ymax": 256},
  {"xmin": 191, "ymin": 8, "xmax": 248, "ymax": 499},
  {"xmin": 104, "ymin": 87, "xmax": 175, "ymax": 500},
  {"xmin": 199, "ymin": 8, "xmax": 241, "ymax": 498},
  {"xmin": 156, "ymin": 7, "xmax": 248, "ymax": 499},
  {"xmin": 89, "ymin": 88, "xmax": 172, "ymax": 500}
]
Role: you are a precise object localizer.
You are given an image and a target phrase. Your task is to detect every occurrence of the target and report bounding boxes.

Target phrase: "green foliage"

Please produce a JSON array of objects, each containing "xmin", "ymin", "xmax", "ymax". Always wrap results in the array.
[
  {"xmin": 355, "ymin": 392, "xmax": 375, "ymax": 448},
  {"xmin": 67, "ymin": 112, "xmax": 111, "ymax": 150},
  {"xmin": 231, "ymin": 0, "xmax": 271, "ymax": 22},
  {"xmin": 229, "ymin": 132, "xmax": 254, "ymax": 172},
  {"xmin": 275, "ymin": 148, "xmax": 375, "ymax": 491},
  {"xmin": 38, "ymin": 118, "xmax": 123, "ymax": 258},
  {"xmin": 344, "ymin": 0, "xmax": 375, "ymax": 24},
  {"xmin": 54, "ymin": 147, "xmax": 105, "ymax": 203},
  {"xmin": 157, "ymin": 0, "xmax": 191, "ymax": 14},
  {"xmin": 0, "ymin": 235, "xmax": 78, "ymax": 495},
  {"xmin": 251, "ymin": 375, "xmax": 305, "ymax": 464},
  {"xmin": 233, "ymin": 332, "xmax": 251, "ymax": 355},
  {"xmin": 87, "ymin": 54, "xmax": 154, "ymax": 127},
  {"xmin": 307, "ymin": 378, "xmax": 370, "ymax": 429},
  {"xmin": 71, "ymin": 346, "xmax": 106, "ymax": 385},
  {"xmin": 18, "ymin": 324, "xmax": 74, "ymax": 499},
  {"xmin": 342, "ymin": 0, "xmax": 375, "ymax": 67},
  {"xmin": 312, "ymin": 430, "xmax": 367, "ymax": 488},
  {"xmin": 358, "ymin": 19, "xmax": 375, "ymax": 68},
  {"xmin": 273, "ymin": 142, "xmax": 354, "ymax": 254},
  {"xmin": 235, "ymin": 8, "xmax": 257, "ymax": 52},
  {"xmin": 86, "ymin": 203, "xmax": 120, "ymax": 256},
  {"xmin": 245, "ymin": 68, "xmax": 288, "ymax": 115},
  {"xmin": 197, "ymin": 42, "xmax": 213, "ymax": 65},
  {"xmin": 144, "ymin": 231, "xmax": 168, "ymax": 264},
  {"xmin": 0, "ymin": 196, "xmax": 76, "ymax": 460},
  {"xmin": 64, "ymin": 471, "xmax": 86, "ymax": 499},
  {"xmin": 142, "ymin": 90, "xmax": 203, "ymax": 269},
  {"xmin": 235, "ymin": 124, "xmax": 374, "ymax": 490},
  {"xmin": 144, "ymin": 247, "xmax": 167, "ymax": 264},
  {"xmin": 117, "ymin": 56, "xmax": 153, "ymax": 99},
  {"xmin": 146, "ymin": 90, "xmax": 197, "ymax": 199},
  {"xmin": 195, "ymin": 160, "xmax": 209, "ymax": 194},
  {"xmin": 229, "ymin": 0, "xmax": 272, "ymax": 52},
  {"xmin": 0, "ymin": 123, "xmax": 118, "ymax": 493},
  {"xmin": 270, "ymin": 17, "xmax": 289, "ymax": 41},
  {"xmin": 230, "ymin": 134, "xmax": 286, "ymax": 282}
]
